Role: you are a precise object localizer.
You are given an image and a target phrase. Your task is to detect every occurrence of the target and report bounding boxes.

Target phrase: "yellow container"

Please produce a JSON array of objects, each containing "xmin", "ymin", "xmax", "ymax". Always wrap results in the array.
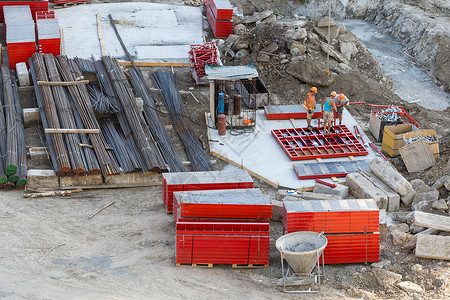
[{"xmin": 382, "ymin": 124, "xmax": 413, "ymax": 157}]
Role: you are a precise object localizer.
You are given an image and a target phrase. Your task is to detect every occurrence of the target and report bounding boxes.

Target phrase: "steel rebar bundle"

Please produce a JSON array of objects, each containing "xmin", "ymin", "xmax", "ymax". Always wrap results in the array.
[
  {"xmin": 2, "ymin": 50, "xmax": 19, "ymax": 177},
  {"xmin": 11, "ymin": 71, "xmax": 27, "ymax": 186},
  {"xmin": 128, "ymin": 69, "xmax": 185, "ymax": 172},
  {"xmin": 31, "ymin": 53, "xmax": 71, "ymax": 174},
  {"xmin": 56, "ymin": 56, "xmax": 120, "ymax": 175},
  {"xmin": 44, "ymin": 54, "xmax": 86, "ymax": 174},
  {"xmin": 102, "ymin": 56, "xmax": 166, "ymax": 173},
  {"xmin": 152, "ymin": 70, "xmax": 213, "ymax": 171}
]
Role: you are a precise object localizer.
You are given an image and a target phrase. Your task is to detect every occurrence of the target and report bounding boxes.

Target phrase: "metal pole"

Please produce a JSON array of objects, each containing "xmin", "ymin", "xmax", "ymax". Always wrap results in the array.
[{"xmin": 327, "ymin": 0, "xmax": 331, "ymax": 71}]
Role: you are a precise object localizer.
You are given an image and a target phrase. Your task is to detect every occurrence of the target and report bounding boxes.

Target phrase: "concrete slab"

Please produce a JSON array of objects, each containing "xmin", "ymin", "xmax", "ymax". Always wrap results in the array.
[
  {"xmin": 413, "ymin": 211, "xmax": 450, "ymax": 232},
  {"xmin": 104, "ymin": 172, "xmax": 162, "ymax": 185},
  {"xmin": 60, "ymin": 174, "xmax": 103, "ymax": 187},
  {"xmin": 399, "ymin": 139, "xmax": 435, "ymax": 173},
  {"xmin": 313, "ymin": 182, "xmax": 349, "ymax": 199},
  {"xmin": 362, "ymin": 171, "xmax": 400, "ymax": 212},
  {"xmin": 23, "ymin": 108, "xmax": 40, "ymax": 127},
  {"xmin": 207, "ymin": 109, "xmax": 378, "ymax": 189},
  {"xmin": 415, "ymin": 235, "xmax": 450, "ymax": 260},
  {"xmin": 27, "ymin": 169, "xmax": 58, "ymax": 189}
]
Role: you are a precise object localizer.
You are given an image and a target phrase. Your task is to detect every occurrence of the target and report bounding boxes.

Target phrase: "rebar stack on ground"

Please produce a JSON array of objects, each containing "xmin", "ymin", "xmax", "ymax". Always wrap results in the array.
[
  {"xmin": 2, "ymin": 50, "xmax": 19, "ymax": 179},
  {"xmin": 128, "ymin": 69, "xmax": 185, "ymax": 172},
  {"xmin": 30, "ymin": 53, "xmax": 71, "ymax": 174},
  {"xmin": 152, "ymin": 70, "xmax": 213, "ymax": 171},
  {"xmin": 44, "ymin": 53, "xmax": 86, "ymax": 174},
  {"xmin": 0, "ymin": 55, "xmax": 7, "ymax": 184},
  {"xmin": 11, "ymin": 71, "xmax": 27, "ymax": 187},
  {"xmin": 57, "ymin": 56, "xmax": 120, "ymax": 175},
  {"xmin": 102, "ymin": 56, "xmax": 166, "ymax": 173}
]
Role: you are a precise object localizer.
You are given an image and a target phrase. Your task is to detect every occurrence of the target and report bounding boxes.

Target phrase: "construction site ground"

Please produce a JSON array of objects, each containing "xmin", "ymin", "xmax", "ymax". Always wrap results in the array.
[{"xmin": 1, "ymin": 0, "xmax": 449, "ymax": 299}]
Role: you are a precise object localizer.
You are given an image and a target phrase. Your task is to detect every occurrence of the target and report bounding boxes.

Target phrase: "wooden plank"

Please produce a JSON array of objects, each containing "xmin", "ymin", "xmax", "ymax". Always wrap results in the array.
[
  {"xmin": 37, "ymin": 80, "xmax": 89, "ymax": 86},
  {"xmin": 399, "ymin": 139, "xmax": 435, "ymax": 173},
  {"xmin": 348, "ymin": 156, "xmax": 355, "ymax": 160},
  {"xmin": 289, "ymin": 118, "xmax": 296, "ymax": 128},
  {"xmin": 96, "ymin": 13, "xmax": 106, "ymax": 56},
  {"xmin": 414, "ymin": 211, "xmax": 450, "ymax": 232},
  {"xmin": 118, "ymin": 61, "xmax": 189, "ymax": 67},
  {"xmin": 45, "ymin": 128, "xmax": 100, "ymax": 134},
  {"xmin": 60, "ymin": 28, "xmax": 65, "ymax": 56},
  {"xmin": 210, "ymin": 150, "xmax": 279, "ymax": 188},
  {"xmin": 205, "ymin": 112, "xmax": 212, "ymax": 155},
  {"xmin": 415, "ymin": 235, "xmax": 450, "ymax": 260},
  {"xmin": 61, "ymin": 183, "xmax": 162, "ymax": 190}
]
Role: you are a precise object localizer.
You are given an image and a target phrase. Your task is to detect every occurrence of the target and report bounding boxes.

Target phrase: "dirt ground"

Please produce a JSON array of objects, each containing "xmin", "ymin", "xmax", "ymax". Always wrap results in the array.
[{"xmin": 1, "ymin": 0, "xmax": 449, "ymax": 299}]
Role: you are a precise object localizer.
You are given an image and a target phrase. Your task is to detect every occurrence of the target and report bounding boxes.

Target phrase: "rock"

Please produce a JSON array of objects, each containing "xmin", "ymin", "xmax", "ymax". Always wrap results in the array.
[
  {"xmin": 274, "ymin": 19, "xmax": 308, "ymax": 29},
  {"xmin": 234, "ymin": 24, "xmax": 246, "ymax": 36},
  {"xmin": 335, "ymin": 63, "xmax": 351, "ymax": 73},
  {"xmin": 223, "ymin": 34, "xmax": 240, "ymax": 48},
  {"xmin": 257, "ymin": 54, "xmax": 270, "ymax": 63},
  {"xmin": 320, "ymin": 43, "xmax": 348, "ymax": 63},
  {"xmin": 235, "ymin": 42, "xmax": 249, "ymax": 51},
  {"xmin": 415, "ymin": 185, "xmax": 434, "ymax": 193},
  {"xmin": 313, "ymin": 182, "xmax": 348, "ymax": 199},
  {"xmin": 389, "ymin": 223, "xmax": 409, "ymax": 233},
  {"xmin": 285, "ymin": 28, "xmax": 307, "ymax": 41},
  {"xmin": 288, "ymin": 42, "xmax": 306, "ymax": 53},
  {"xmin": 411, "ymin": 264, "xmax": 423, "ymax": 273},
  {"xmin": 286, "ymin": 59, "xmax": 335, "ymax": 87},
  {"xmin": 271, "ymin": 200, "xmax": 283, "ymax": 222},
  {"xmin": 291, "ymin": 55, "xmax": 306, "ymax": 63},
  {"xmin": 432, "ymin": 199, "xmax": 448, "ymax": 210},
  {"xmin": 307, "ymin": 32, "xmax": 319, "ymax": 43},
  {"xmin": 314, "ymin": 25, "xmax": 344, "ymax": 42},
  {"xmin": 412, "ymin": 200, "xmax": 432, "ymax": 212},
  {"xmin": 396, "ymin": 281, "xmax": 424, "ymax": 294},
  {"xmin": 369, "ymin": 158, "xmax": 412, "ymax": 197},
  {"xmin": 409, "ymin": 224, "xmax": 425, "ymax": 234},
  {"xmin": 413, "ymin": 190, "xmax": 439, "ymax": 203},
  {"xmin": 431, "ymin": 175, "xmax": 448, "ymax": 190},
  {"xmin": 445, "ymin": 178, "xmax": 450, "ymax": 191},
  {"xmin": 290, "ymin": 48, "xmax": 302, "ymax": 57},
  {"xmin": 396, "ymin": 211, "xmax": 410, "ymax": 223},
  {"xmin": 215, "ymin": 39, "xmax": 225, "ymax": 48},
  {"xmin": 411, "ymin": 179, "xmax": 426, "ymax": 190},
  {"xmin": 372, "ymin": 268, "xmax": 402, "ymax": 288},
  {"xmin": 280, "ymin": 59, "xmax": 289, "ymax": 64},
  {"xmin": 346, "ymin": 172, "xmax": 388, "ymax": 210},
  {"xmin": 257, "ymin": 14, "xmax": 276, "ymax": 25},
  {"xmin": 371, "ymin": 260, "xmax": 391, "ymax": 269},
  {"xmin": 317, "ymin": 17, "xmax": 335, "ymax": 28},
  {"xmin": 401, "ymin": 190, "xmax": 416, "ymax": 206},
  {"xmin": 391, "ymin": 230, "xmax": 413, "ymax": 246},
  {"xmin": 260, "ymin": 42, "xmax": 278, "ymax": 54},
  {"xmin": 242, "ymin": 10, "xmax": 273, "ymax": 24},
  {"xmin": 339, "ymin": 41, "xmax": 358, "ymax": 61},
  {"xmin": 235, "ymin": 49, "xmax": 249, "ymax": 59}
]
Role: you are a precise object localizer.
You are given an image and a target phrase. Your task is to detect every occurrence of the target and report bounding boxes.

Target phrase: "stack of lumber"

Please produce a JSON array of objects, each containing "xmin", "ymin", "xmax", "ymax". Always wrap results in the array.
[
  {"xmin": 283, "ymin": 199, "xmax": 380, "ymax": 264},
  {"xmin": 173, "ymin": 188, "xmax": 271, "ymax": 267}
]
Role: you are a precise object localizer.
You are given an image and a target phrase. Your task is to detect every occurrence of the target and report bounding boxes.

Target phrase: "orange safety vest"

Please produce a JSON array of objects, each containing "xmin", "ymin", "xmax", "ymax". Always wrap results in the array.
[{"xmin": 303, "ymin": 93, "xmax": 315, "ymax": 110}]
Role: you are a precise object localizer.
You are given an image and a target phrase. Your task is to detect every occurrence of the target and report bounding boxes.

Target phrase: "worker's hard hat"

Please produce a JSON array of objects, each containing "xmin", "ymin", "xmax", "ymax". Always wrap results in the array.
[
  {"xmin": 339, "ymin": 93, "xmax": 345, "ymax": 100},
  {"xmin": 331, "ymin": 91, "xmax": 337, "ymax": 97},
  {"xmin": 311, "ymin": 87, "xmax": 317, "ymax": 93}
]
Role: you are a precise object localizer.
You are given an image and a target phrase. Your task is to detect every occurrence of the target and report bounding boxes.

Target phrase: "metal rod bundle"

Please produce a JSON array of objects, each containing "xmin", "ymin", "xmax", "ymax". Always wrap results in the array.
[
  {"xmin": 0, "ymin": 56, "xmax": 6, "ymax": 184},
  {"xmin": 102, "ymin": 56, "xmax": 166, "ymax": 173},
  {"xmin": 44, "ymin": 53, "xmax": 86, "ymax": 175},
  {"xmin": 128, "ymin": 69, "xmax": 185, "ymax": 172},
  {"xmin": 152, "ymin": 70, "xmax": 213, "ymax": 171},
  {"xmin": 2, "ymin": 50, "xmax": 19, "ymax": 177},
  {"xmin": 30, "ymin": 53, "xmax": 71, "ymax": 174}
]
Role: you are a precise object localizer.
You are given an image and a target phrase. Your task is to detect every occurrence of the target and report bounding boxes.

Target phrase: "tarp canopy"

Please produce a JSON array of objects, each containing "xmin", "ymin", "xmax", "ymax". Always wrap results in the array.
[{"xmin": 205, "ymin": 62, "xmax": 259, "ymax": 80}]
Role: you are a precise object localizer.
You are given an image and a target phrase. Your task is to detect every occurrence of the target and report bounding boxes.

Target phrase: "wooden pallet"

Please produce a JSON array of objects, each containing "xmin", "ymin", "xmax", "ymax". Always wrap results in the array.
[
  {"xmin": 175, "ymin": 263, "xmax": 268, "ymax": 269},
  {"xmin": 54, "ymin": 1, "xmax": 89, "ymax": 9}
]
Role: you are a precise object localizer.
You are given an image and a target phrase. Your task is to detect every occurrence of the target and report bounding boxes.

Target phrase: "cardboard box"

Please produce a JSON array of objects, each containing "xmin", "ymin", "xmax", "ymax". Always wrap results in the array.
[
  {"xmin": 403, "ymin": 129, "xmax": 439, "ymax": 160},
  {"xmin": 382, "ymin": 123, "xmax": 413, "ymax": 157}
]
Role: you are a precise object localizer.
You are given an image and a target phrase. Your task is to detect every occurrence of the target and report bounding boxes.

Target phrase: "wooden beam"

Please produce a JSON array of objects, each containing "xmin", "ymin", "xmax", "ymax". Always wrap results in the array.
[
  {"xmin": 60, "ymin": 28, "xmax": 65, "ymax": 56},
  {"xmin": 118, "ymin": 61, "xmax": 189, "ymax": 67},
  {"xmin": 37, "ymin": 80, "xmax": 89, "ymax": 86},
  {"xmin": 96, "ymin": 13, "xmax": 106, "ymax": 57},
  {"xmin": 61, "ymin": 183, "xmax": 162, "ymax": 190},
  {"xmin": 45, "ymin": 128, "xmax": 100, "ymax": 134}
]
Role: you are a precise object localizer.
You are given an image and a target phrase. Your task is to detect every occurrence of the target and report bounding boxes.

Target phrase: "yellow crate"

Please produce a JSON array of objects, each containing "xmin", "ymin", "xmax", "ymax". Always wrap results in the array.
[
  {"xmin": 404, "ymin": 129, "xmax": 439, "ymax": 160},
  {"xmin": 382, "ymin": 124, "xmax": 413, "ymax": 157}
]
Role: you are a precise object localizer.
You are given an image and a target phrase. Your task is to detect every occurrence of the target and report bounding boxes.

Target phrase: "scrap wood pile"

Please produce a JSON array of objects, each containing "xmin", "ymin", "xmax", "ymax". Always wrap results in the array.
[
  {"xmin": 0, "ymin": 50, "xmax": 27, "ymax": 188},
  {"xmin": 29, "ymin": 53, "xmax": 211, "ymax": 177}
]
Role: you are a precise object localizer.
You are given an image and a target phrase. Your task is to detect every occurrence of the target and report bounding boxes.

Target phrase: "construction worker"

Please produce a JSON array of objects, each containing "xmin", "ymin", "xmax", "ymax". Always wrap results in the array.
[
  {"xmin": 335, "ymin": 93, "xmax": 350, "ymax": 125},
  {"xmin": 303, "ymin": 87, "xmax": 317, "ymax": 130},
  {"xmin": 321, "ymin": 91, "xmax": 337, "ymax": 135}
]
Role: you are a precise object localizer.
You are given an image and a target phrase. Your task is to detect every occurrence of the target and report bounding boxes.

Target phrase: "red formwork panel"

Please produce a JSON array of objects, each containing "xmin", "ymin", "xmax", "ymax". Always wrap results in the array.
[
  {"xmin": 272, "ymin": 125, "xmax": 369, "ymax": 160},
  {"xmin": 321, "ymin": 233, "xmax": 380, "ymax": 264},
  {"xmin": 176, "ymin": 222, "xmax": 270, "ymax": 265},
  {"xmin": 264, "ymin": 105, "xmax": 322, "ymax": 120},
  {"xmin": 49, "ymin": 0, "xmax": 90, "ymax": 4},
  {"xmin": 204, "ymin": 0, "xmax": 233, "ymax": 20},
  {"xmin": 173, "ymin": 189, "xmax": 272, "ymax": 220},
  {"xmin": 162, "ymin": 170, "xmax": 254, "ymax": 213},
  {"xmin": 35, "ymin": 11, "xmax": 55, "ymax": 20},
  {"xmin": 0, "ymin": 1, "xmax": 48, "ymax": 23},
  {"xmin": 205, "ymin": 1, "xmax": 233, "ymax": 38},
  {"xmin": 282, "ymin": 199, "xmax": 379, "ymax": 234},
  {"xmin": 38, "ymin": 39, "xmax": 60, "ymax": 56},
  {"xmin": 7, "ymin": 42, "xmax": 36, "ymax": 69}
]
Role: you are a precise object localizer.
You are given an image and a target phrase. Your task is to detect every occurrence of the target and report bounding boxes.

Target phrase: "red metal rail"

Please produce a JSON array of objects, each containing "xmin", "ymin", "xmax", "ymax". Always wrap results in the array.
[
  {"xmin": 369, "ymin": 104, "xmax": 419, "ymax": 128},
  {"xmin": 189, "ymin": 42, "xmax": 219, "ymax": 85},
  {"xmin": 272, "ymin": 125, "xmax": 369, "ymax": 160},
  {"xmin": 314, "ymin": 178, "xmax": 336, "ymax": 188},
  {"xmin": 369, "ymin": 142, "xmax": 388, "ymax": 161}
]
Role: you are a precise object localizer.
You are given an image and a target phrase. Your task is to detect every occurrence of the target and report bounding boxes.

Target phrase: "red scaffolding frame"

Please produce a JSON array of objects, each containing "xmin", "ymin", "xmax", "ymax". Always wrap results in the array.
[{"xmin": 369, "ymin": 104, "xmax": 419, "ymax": 128}]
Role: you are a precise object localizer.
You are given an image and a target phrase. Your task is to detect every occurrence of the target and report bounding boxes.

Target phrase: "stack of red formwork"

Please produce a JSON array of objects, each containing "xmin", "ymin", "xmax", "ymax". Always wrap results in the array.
[
  {"xmin": 189, "ymin": 42, "xmax": 219, "ymax": 85},
  {"xmin": 35, "ymin": 11, "xmax": 55, "ymax": 20},
  {"xmin": 4, "ymin": 5, "xmax": 36, "ymax": 70},
  {"xmin": 0, "ymin": 1, "xmax": 48, "ymax": 23},
  {"xmin": 162, "ymin": 169, "xmax": 253, "ymax": 214},
  {"xmin": 283, "ymin": 199, "xmax": 380, "ymax": 264},
  {"xmin": 37, "ymin": 18, "xmax": 61, "ymax": 56},
  {"xmin": 204, "ymin": 0, "xmax": 233, "ymax": 38},
  {"xmin": 174, "ymin": 188, "xmax": 272, "ymax": 267}
]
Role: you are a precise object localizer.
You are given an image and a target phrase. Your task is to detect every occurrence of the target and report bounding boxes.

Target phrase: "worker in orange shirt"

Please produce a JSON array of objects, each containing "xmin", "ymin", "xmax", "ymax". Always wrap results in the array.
[
  {"xmin": 321, "ymin": 91, "xmax": 338, "ymax": 135},
  {"xmin": 335, "ymin": 93, "xmax": 350, "ymax": 125},
  {"xmin": 303, "ymin": 87, "xmax": 317, "ymax": 130}
]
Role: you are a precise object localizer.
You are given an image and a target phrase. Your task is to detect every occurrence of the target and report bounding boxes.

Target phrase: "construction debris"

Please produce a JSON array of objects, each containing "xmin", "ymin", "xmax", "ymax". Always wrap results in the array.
[
  {"xmin": 415, "ymin": 235, "xmax": 450, "ymax": 260},
  {"xmin": 413, "ymin": 211, "xmax": 450, "ymax": 232}
]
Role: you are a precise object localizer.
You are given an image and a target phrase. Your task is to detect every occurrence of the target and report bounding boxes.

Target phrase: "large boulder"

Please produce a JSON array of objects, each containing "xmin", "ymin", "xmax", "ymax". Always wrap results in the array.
[
  {"xmin": 286, "ymin": 60, "xmax": 335, "ymax": 86},
  {"xmin": 285, "ymin": 28, "xmax": 307, "ymax": 41},
  {"xmin": 372, "ymin": 268, "xmax": 402, "ymax": 288},
  {"xmin": 339, "ymin": 41, "xmax": 359, "ymax": 61}
]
